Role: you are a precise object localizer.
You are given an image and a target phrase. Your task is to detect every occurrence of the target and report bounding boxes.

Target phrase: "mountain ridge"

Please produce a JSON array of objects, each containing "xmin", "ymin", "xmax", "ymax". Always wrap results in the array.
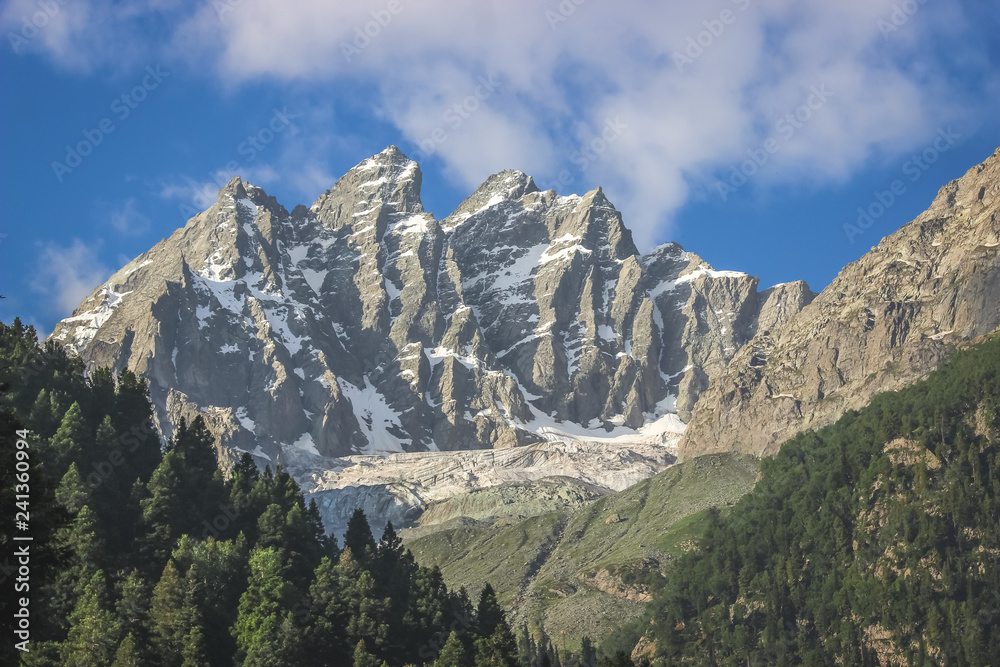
[
  {"xmin": 50, "ymin": 147, "xmax": 801, "ymax": 470},
  {"xmin": 679, "ymin": 145, "xmax": 1000, "ymax": 459}
]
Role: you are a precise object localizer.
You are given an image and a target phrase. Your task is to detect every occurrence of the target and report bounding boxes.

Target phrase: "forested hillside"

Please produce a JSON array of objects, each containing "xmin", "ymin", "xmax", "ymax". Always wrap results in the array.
[
  {"xmin": 623, "ymin": 334, "xmax": 1000, "ymax": 665},
  {"xmin": 0, "ymin": 318, "xmax": 550, "ymax": 667}
]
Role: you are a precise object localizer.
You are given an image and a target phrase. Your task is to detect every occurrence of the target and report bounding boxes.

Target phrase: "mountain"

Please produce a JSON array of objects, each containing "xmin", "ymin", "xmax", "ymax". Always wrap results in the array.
[
  {"xmin": 49, "ymin": 147, "xmax": 807, "ymax": 530},
  {"xmin": 636, "ymin": 333, "xmax": 1000, "ymax": 665},
  {"xmin": 680, "ymin": 146, "xmax": 1000, "ymax": 459}
]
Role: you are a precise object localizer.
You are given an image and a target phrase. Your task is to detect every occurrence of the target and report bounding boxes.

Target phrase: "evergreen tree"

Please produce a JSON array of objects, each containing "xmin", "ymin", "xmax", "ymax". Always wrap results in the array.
[
  {"xmin": 149, "ymin": 559, "xmax": 188, "ymax": 666},
  {"xmin": 473, "ymin": 623, "xmax": 519, "ymax": 667},
  {"xmin": 345, "ymin": 508, "xmax": 376, "ymax": 559},
  {"xmin": 180, "ymin": 624, "xmax": 208, "ymax": 667},
  {"xmin": 171, "ymin": 534, "xmax": 248, "ymax": 665},
  {"xmin": 580, "ymin": 637, "xmax": 597, "ymax": 667},
  {"xmin": 49, "ymin": 504, "xmax": 103, "ymax": 631},
  {"xmin": 353, "ymin": 639, "xmax": 381, "ymax": 667},
  {"xmin": 435, "ymin": 630, "xmax": 470, "ymax": 667},
  {"xmin": 378, "ymin": 521, "xmax": 403, "ymax": 561},
  {"xmin": 28, "ymin": 387, "xmax": 58, "ymax": 437},
  {"xmin": 476, "ymin": 584, "xmax": 505, "ymax": 639},
  {"xmin": 140, "ymin": 450, "xmax": 184, "ymax": 569},
  {"xmin": 233, "ymin": 547, "xmax": 299, "ymax": 667},
  {"xmin": 55, "ymin": 463, "xmax": 89, "ymax": 513},
  {"xmin": 60, "ymin": 571, "xmax": 120, "ymax": 667},
  {"xmin": 112, "ymin": 368, "xmax": 160, "ymax": 480},
  {"xmin": 299, "ymin": 555, "xmax": 351, "ymax": 666},
  {"xmin": 115, "ymin": 570, "xmax": 149, "ymax": 660},
  {"xmin": 50, "ymin": 401, "xmax": 89, "ymax": 465},
  {"xmin": 111, "ymin": 633, "xmax": 141, "ymax": 667}
]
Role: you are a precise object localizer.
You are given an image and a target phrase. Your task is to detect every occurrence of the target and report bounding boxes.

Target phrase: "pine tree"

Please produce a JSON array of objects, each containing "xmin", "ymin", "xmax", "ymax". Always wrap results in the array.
[
  {"xmin": 378, "ymin": 521, "xmax": 403, "ymax": 561},
  {"xmin": 140, "ymin": 450, "xmax": 184, "ymax": 568},
  {"xmin": 580, "ymin": 637, "xmax": 597, "ymax": 667},
  {"xmin": 50, "ymin": 401, "xmax": 89, "ymax": 465},
  {"xmin": 435, "ymin": 631, "xmax": 470, "ymax": 667},
  {"xmin": 296, "ymin": 555, "xmax": 349, "ymax": 666},
  {"xmin": 476, "ymin": 584, "xmax": 505, "ymax": 639},
  {"xmin": 180, "ymin": 625, "xmax": 208, "ymax": 667},
  {"xmin": 171, "ymin": 534, "xmax": 248, "ymax": 666},
  {"xmin": 115, "ymin": 570, "xmax": 149, "ymax": 658},
  {"xmin": 60, "ymin": 571, "xmax": 120, "ymax": 667},
  {"xmin": 149, "ymin": 559, "xmax": 187, "ymax": 665},
  {"xmin": 55, "ymin": 463, "xmax": 89, "ymax": 513},
  {"xmin": 28, "ymin": 387, "xmax": 58, "ymax": 436},
  {"xmin": 111, "ymin": 633, "xmax": 141, "ymax": 667},
  {"xmin": 345, "ymin": 508, "xmax": 376, "ymax": 559},
  {"xmin": 49, "ymin": 504, "xmax": 103, "ymax": 631},
  {"xmin": 233, "ymin": 547, "xmax": 299, "ymax": 667},
  {"xmin": 112, "ymin": 368, "xmax": 160, "ymax": 480},
  {"xmin": 473, "ymin": 623, "xmax": 519, "ymax": 667},
  {"xmin": 353, "ymin": 639, "xmax": 381, "ymax": 667}
]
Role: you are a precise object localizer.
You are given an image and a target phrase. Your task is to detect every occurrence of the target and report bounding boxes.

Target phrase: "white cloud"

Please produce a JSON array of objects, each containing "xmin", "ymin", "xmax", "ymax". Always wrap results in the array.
[
  {"xmin": 158, "ymin": 176, "xmax": 221, "ymax": 210},
  {"xmin": 10, "ymin": 0, "xmax": 1000, "ymax": 245},
  {"xmin": 104, "ymin": 197, "xmax": 152, "ymax": 236},
  {"xmin": 30, "ymin": 239, "xmax": 112, "ymax": 317}
]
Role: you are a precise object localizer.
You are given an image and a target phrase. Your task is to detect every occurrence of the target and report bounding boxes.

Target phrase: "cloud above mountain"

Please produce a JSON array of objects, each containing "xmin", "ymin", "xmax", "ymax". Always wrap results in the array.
[{"xmin": 3, "ymin": 0, "xmax": 998, "ymax": 246}]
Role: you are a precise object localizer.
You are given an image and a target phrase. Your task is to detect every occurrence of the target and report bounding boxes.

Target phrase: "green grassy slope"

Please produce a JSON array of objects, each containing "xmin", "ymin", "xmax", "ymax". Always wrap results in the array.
[{"xmin": 407, "ymin": 452, "xmax": 760, "ymax": 650}]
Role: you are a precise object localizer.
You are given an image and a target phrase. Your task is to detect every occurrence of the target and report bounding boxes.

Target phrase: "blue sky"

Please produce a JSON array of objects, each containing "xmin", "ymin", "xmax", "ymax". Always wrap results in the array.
[{"xmin": 1, "ymin": 0, "xmax": 999, "ymax": 335}]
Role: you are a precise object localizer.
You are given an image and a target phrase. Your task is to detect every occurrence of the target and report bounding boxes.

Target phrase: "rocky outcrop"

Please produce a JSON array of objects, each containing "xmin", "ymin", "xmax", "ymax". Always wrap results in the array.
[
  {"xmin": 51, "ymin": 147, "xmax": 797, "ymax": 470},
  {"xmin": 680, "ymin": 146, "xmax": 1000, "ymax": 459},
  {"xmin": 294, "ymin": 431, "xmax": 683, "ymax": 537}
]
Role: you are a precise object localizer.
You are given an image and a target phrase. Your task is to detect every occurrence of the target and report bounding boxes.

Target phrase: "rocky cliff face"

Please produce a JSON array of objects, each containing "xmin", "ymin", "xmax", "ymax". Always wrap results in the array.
[
  {"xmin": 51, "ymin": 147, "xmax": 802, "ymax": 473},
  {"xmin": 679, "ymin": 146, "xmax": 1000, "ymax": 459}
]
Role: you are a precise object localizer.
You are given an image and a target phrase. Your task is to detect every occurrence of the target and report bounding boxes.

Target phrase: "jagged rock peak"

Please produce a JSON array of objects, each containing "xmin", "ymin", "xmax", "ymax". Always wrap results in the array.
[
  {"xmin": 312, "ymin": 146, "xmax": 424, "ymax": 216},
  {"xmin": 441, "ymin": 169, "xmax": 539, "ymax": 231},
  {"xmin": 679, "ymin": 145, "xmax": 1000, "ymax": 459},
  {"xmin": 49, "ymin": 143, "xmax": 819, "ymax": 474}
]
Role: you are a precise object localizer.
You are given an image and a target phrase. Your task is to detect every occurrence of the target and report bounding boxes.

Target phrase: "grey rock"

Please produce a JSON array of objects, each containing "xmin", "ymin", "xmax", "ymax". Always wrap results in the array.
[
  {"xmin": 49, "ymin": 145, "xmax": 819, "ymax": 528},
  {"xmin": 679, "ymin": 146, "xmax": 1000, "ymax": 459}
]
